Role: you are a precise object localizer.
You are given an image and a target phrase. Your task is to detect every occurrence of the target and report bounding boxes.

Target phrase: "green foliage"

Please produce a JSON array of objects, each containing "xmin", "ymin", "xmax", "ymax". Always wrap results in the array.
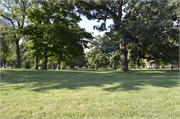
[
  {"xmin": 86, "ymin": 48, "xmax": 108, "ymax": 69},
  {"xmin": 0, "ymin": 0, "xmax": 35, "ymax": 68},
  {"xmin": 21, "ymin": 1, "xmax": 92, "ymax": 69},
  {"xmin": 20, "ymin": 38, "xmax": 35, "ymax": 69},
  {"xmin": 114, "ymin": 1, "xmax": 179, "ymax": 65},
  {"xmin": 60, "ymin": 61, "xmax": 66, "ymax": 70}
]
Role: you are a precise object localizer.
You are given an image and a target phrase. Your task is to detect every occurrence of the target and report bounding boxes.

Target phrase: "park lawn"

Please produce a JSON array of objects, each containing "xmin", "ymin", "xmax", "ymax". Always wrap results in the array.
[{"xmin": 1, "ymin": 68, "xmax": 180, "ymax": 118}]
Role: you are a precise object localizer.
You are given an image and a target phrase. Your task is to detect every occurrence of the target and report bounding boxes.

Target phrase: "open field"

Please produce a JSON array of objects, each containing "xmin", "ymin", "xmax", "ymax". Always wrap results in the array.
[{"xmin": 1, "ymin": 68, "xmax": 180, "ymax": 118}]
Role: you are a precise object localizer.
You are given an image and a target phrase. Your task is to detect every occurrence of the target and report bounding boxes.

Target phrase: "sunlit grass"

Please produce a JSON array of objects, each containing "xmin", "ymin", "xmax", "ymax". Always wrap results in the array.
[{"xmin": 1, "ymin": 68, "xmax": 180, "ymax": 118}]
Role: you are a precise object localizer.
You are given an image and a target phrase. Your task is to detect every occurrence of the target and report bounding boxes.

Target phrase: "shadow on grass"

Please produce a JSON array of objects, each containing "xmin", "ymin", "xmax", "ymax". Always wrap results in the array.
[{"xmin": 1, "ymin": 68, "xmax": 179, "ymax": 92}]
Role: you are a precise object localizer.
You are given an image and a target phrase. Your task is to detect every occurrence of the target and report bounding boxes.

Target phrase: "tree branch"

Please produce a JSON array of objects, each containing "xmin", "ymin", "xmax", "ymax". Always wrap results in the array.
[
  {"xmin": 20, "ymin": 1, "xmax": 26, "ymax": 29},
  {"xmin": 47, "ymin": 53, "xmax": 58, "ymax": 57},
  {"xmin": 0, "ymin": 14, "xmax": 15, "ymax": 27},
  {"xmin": 78, "ymin": 1, "xmax": 118, "ymax": 20}
]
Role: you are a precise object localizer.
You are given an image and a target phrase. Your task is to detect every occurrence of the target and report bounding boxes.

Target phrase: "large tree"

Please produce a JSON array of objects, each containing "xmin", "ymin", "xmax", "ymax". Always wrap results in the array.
[
  {"xmin": 22, "ymin": 1, "xmax": 92, "ymax": 69},
  {"xmin": 76, "ymin": 0, "xmax": 179, "ymax": 71},
  {"xmin": 0, "ymin": 0, "xmax": 35, "ymax": 68},
  {"xmin": 76, "ymin": 1, "xmax": 131, "ymax": 71},
  {"xmin": 114, "ymin": 0, "xmax": 179, "ymax": 66}
]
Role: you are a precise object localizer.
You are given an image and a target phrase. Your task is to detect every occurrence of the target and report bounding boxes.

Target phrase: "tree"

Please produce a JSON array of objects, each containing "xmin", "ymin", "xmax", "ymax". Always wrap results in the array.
[
  {"xmin": 20, "ymin": 37, "xmax": 42, "ymax": 69},
  {"xmin": 0, "ymin": 18, "xmax": 15, "ymax": 68},
  {"xmin": 89, "ymin": 33, "xmax": 120, "ymax": 69},
  {"xmin": 22, "ymin": 1, "xmax": 92, "ymax": 69},
  {"xmin": 113, "ymin": 0, "xmax": 179, "ymax": 66},
  {"xmin": 76, "ymin": 1, "xmax": 128, "ymax": 71},
  {"xmin": 102, "ymin": 30, "xmax": 120, "ymax": 69},
  {"xmin": 76, "ymin": 0, "xmax": 179, "ymax": 71},
  {"xmin": 1, "ymin": 35, "xmax": 11, "ymax": 68},
  {"xmin": 0, "ymin": 0, "xmax": 35, "ymax": 68},
  {"xmin": 86, "ymin": 48, "xmax": 108, "ymax": 69}
]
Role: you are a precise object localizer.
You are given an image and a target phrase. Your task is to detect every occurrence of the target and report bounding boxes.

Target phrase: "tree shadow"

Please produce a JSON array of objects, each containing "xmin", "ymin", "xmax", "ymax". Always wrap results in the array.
[{"xmin": 1, "ymin": 69, "xmax": 179, "ymax": 92}]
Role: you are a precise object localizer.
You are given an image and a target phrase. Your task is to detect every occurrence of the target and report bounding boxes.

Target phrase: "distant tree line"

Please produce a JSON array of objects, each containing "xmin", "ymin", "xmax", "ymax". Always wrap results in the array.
[{"xmin": 0, "ymin": 0, "xmax": 179, "ymax": 71}]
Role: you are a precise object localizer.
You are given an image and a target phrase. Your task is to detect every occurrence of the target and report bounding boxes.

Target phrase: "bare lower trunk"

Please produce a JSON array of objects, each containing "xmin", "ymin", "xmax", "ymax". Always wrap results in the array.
[
  {"xmin": 15, "ymin": 39, "xmax": 21, "ymax": 68},
  {"xmin": 57, "ymin": 61, "xmax": 60, "ymax": 70},
  {"xmin": 3, "ymin": 61, "xmax": 6, "ymax": 68},
  {"xmin": 54, "ymin": 64, "xmax": 56, "ymax": 70},
  {"xmin": 34, "ymin": 52, "xmax": 38, "ymax": 69},
  {"xmin": 113, "ymin": 57, "xmax": 117, "ymax": 69},
  {"xmin": 119, "ymin": 38, "xmax": 128, "ymax": 71},
  {"xmin": 42, "ymin": 44, "xmax": 48, "ymax": 69},
  {"xmin": 137, "ymin": 56, "xmax": 140, "ymax": 69}
]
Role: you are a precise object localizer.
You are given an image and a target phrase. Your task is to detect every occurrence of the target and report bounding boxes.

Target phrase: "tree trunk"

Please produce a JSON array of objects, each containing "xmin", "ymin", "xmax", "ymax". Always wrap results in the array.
[
  {"xmin": 119, "ymin": 38, "xmax": 128, "ymax": 71},
  {"xmin": 57, "ymin": 61, "xmax": 60, "ymax": 70},
  {"xmin": 42, "ymin": 44, "xmax": 48, "ymax": 69},
  {"xmin": 34, "ymin": 51, "xmax": 38, "ymax": 69},
  {"xmin": 54, "ymin": 63, "xmax": 56, "ymax": 70},
  {"xmin": 117, "ymin": 1, "xmax": 128, "ymax": 71},
  {"xmin": 2, "ymin": 52, "xmax": 6, "ymax": 68},
  {"xmin": 15, "ymin": 39, "xmax": 21, "ymax": 68},
  {"xmin": 113, "ymin": 57, "xmax": 117, "ymax": 69},
  {"xmin": 137, "ymin": 56, "xmax": 140, "ymax": 69},
  {"xmin": 3, "ymin": 60, "xmax": 6, "ymax": 68},
  {"xmin": 42, "ymin": 15, "xmax": 49, "ymax": 69}
]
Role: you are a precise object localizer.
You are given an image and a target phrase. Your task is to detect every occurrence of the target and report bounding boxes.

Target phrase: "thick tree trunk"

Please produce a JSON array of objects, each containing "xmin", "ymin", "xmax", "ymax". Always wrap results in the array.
[
  {"xmin": 119, "ymin": 38, "xmax": 128, "ymax": 71},
  {"xmin": 34, "ymin": 51, "xmax": 38, "ymax": 69},
  {"xmin": 42, "ymin": 44, "xmax": 48, "ymax": 69},
  {"xmin": 117, "ymin": 1, "xmax": 128, "ymax": 71},
  {"xmin": 15, "ymin": 39, "xmax": 21, "ymax": 68},
  {"xmin": 57, "ymin": 61, "xmax": 60, "ymax": 70}
]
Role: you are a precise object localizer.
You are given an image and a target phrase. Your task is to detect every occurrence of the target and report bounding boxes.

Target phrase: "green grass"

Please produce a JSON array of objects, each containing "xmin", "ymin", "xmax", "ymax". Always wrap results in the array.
[{"xmin": 1, "ymin": 68, "xmax": 180, "ymax": 118}]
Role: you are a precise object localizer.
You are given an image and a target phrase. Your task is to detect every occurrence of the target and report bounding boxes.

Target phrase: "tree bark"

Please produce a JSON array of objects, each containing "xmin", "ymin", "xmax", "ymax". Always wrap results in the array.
[
  {"xmin": 15, "ymin": 39, "xmax": 21, "ymax": 68},
  {"xmin": 34, "ymin": 51, "xmax": 38, "ymax": 69},
  {"xmin": 57, "ymin": 61, "xmax": 60, "ymax": 70},
  {"xmin": 54, "ymin": 63, "xmax": 56, "ymax": 70},
  {"xmin": 119, "ymin": 38, "xmax": 128, "ymax": 71},
  {"xmin": 117, "ymin": 1, "xmax": 128, "ymax": 71},
  {"xmin": 113, "ymin": 57, "xmax": 117, "ymax": 69},
  {"xmin": 137, "ymin": 56, "xmax": 140, "ymax": 69}
]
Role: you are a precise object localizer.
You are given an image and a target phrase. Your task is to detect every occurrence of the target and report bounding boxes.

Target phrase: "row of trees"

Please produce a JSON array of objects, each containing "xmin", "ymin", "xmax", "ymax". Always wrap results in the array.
[
  {"xmin": 1, "ymin": 1, "xmax": 92, "ymax": 69},
  {"xmin": 1, "ymin": 0, "xmax": 179, "ymax": 71}
]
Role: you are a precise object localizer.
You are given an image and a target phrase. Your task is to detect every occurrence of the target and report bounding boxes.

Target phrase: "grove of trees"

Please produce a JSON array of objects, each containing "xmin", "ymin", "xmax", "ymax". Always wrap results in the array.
[{"xmin": 1, "ymin": 0, "xmax": 179, "ymax": 71}]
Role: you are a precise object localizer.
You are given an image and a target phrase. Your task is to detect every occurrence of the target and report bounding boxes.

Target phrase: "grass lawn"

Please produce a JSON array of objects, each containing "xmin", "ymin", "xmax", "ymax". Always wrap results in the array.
[{"xmin": 1, "ymin": 68, "xmax": 180, "ymax": 118}]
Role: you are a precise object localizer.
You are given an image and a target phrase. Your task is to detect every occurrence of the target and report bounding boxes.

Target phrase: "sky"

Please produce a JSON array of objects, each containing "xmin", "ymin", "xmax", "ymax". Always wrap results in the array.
[
  {"xmin": 78, "ymin": 15, "xmax": 114, "ymax": 37},
  {"xmin": 78, "ymin": 15, "xmax": 114, "ymax": 52}
]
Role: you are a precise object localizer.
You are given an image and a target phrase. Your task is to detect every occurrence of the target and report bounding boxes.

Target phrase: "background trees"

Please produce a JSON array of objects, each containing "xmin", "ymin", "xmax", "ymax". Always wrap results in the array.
[
  {"xmin": 1, "ymin": 0, "xmax": 179, "ymax": 70},
  {"xmin": 75, "ymin": 0, "xmax": 179, "ymax": 71},
  {"xmin": 0, "ymin": 0, "xmax": 35, "ymax": 68},
  {"xmin": 21, "ymin": 1, "xmax": 92, "ymax": 69}
]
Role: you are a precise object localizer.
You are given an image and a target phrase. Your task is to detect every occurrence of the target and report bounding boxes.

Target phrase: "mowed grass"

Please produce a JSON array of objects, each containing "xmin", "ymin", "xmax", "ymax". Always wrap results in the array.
[{"xmin": 1, "ymin": 68, "xmax": 180, "ymax": 118}]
